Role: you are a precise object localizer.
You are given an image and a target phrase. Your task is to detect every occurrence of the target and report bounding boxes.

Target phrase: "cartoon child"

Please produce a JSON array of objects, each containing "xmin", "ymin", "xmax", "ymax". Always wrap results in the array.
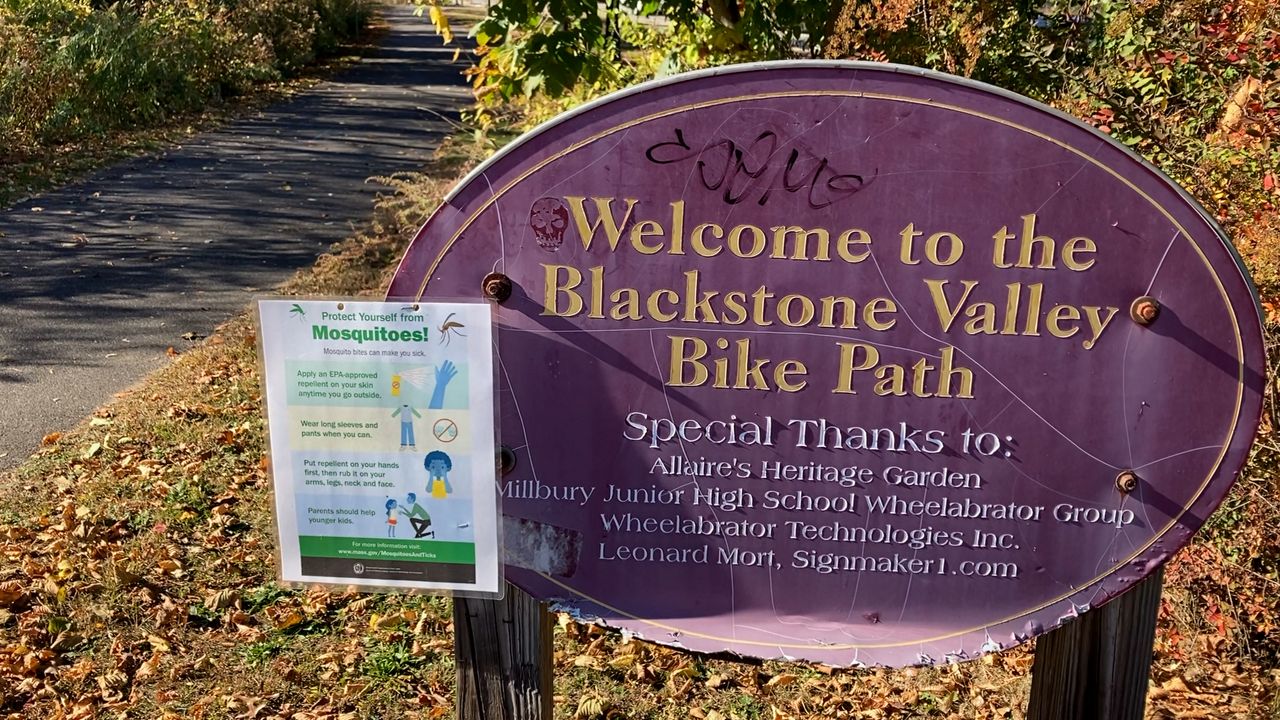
[
  {"xmin": 403, "ymin": 492, "xmax": 434, "ymax": 538},
  {"xmin": 384, "ymin": 498, "xmax": 399, "ymax": 537},
  {"xmin": 423, "ymin": 450, "xmax": 454, "ymax": 500},
  {"xmin": 391, "ymin": 404, "xmax": 422, "ymax": 449}
]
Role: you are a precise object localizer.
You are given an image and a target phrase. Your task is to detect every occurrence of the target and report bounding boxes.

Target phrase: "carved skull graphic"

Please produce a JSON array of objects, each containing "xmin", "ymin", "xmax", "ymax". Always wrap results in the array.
[{"xmin": 530, "ymin": 197, "xmax": 569, "ymax": 251}]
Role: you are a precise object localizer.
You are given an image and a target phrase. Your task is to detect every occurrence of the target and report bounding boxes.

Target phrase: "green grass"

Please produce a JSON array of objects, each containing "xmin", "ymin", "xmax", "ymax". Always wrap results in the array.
[
  {"xmin": 362, "ymin": 639, "xmax": 426, "ymax": 680},
  {"xmin": 243, "ymin": 583, "xmax": 297, "ymax": 613},
  {"xmin": 242, "ymin": 636, "xmax": 291, "ymax": 667}
]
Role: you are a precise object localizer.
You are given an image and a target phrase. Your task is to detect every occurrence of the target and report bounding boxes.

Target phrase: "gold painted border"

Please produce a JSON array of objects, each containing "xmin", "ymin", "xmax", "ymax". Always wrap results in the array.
[{"xmin": 415, "ymin": 89, "xmax": 1249, "ymax": 651}]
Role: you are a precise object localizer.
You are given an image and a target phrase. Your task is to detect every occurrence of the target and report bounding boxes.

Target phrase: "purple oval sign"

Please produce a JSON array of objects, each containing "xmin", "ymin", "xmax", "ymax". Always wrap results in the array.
[{"xmin": 389, "ymin": 63, "xmax": 1265, "ymax": 667}]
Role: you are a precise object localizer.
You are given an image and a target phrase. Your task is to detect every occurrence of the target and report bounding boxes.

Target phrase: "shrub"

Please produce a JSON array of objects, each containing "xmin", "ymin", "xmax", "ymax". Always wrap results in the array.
[
  {"xmin": 0, "ymin": 0, "xmax": 371, "ymax": 157},
  {"xmin": 227, "ymin": 0, "xmax": 321, "ymax": 75},
  {"xmin": 0, "ymin": 13, "xmax": 59, "ymax": 145}
]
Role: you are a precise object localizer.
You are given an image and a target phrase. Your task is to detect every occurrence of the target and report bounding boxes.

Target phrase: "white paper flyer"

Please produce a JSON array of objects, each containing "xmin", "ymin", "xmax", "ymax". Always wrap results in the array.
[{"xmin": 257, "ymin": 299, "xmax": 500, "ymax": 595}]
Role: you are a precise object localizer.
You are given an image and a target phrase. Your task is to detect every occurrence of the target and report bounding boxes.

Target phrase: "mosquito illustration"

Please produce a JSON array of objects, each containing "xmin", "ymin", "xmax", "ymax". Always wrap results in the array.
[
  {"xmin": 438, "ymin": 313, "xmax": 466, "ymax": 346},
  {"xmin": 289, "ymin": 304, "xmax": 306, "ymax": 320}
]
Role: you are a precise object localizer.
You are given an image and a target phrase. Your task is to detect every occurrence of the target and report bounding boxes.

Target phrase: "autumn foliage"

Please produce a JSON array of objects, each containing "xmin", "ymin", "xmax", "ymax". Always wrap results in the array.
[
  {"xmin": 0, "ymin": 0, "xmax": 372, "ymax": 159},
  {"xmin": 2, "ymin": 1, "xmax": 1280, "ymax": 718}
]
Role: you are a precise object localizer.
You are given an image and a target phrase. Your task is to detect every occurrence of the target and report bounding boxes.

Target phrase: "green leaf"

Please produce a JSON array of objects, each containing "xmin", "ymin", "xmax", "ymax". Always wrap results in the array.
[{"xmin": 522, "ymin": 73, "xmax": 546, "ymax": 97}]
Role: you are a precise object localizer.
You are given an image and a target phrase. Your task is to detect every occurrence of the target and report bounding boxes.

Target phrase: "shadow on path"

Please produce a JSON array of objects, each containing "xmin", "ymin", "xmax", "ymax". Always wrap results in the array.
[{"xmin": 0, "ymin": 6, "xmax": 470, "ymax": 469}]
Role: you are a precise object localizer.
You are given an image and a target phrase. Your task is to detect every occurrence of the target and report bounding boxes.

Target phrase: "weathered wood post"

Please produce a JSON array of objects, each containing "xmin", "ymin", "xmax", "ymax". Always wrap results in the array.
[
  {"xmin": 453, "ymin": 514, "xmax": 576, "ymax": 719},
  {"xmin": 1027, "ymin": 570, "xmax": 1164, "ymax": 719},
  {"xmin": 454, "ymin": 586, "xmax": 553, "ymax": 720}
]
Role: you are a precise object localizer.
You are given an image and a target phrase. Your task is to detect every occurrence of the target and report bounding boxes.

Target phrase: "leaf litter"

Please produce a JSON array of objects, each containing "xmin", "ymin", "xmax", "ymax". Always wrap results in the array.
[{"xmin": 0, "ymin": 137, "xmax": 1278, "ymax": 720}]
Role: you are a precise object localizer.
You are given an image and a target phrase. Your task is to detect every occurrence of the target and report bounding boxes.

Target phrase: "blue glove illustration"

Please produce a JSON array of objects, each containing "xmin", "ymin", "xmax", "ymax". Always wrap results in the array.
[{"xmin": 429, "ymin": 360, "xmax": 458, "ymax": 410}]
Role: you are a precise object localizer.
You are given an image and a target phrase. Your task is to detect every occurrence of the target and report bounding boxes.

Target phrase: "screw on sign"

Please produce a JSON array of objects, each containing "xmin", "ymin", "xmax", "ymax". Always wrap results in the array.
[{"xmin": 388, "ymin": 63, "xmax": 1265, "ymax": 717}]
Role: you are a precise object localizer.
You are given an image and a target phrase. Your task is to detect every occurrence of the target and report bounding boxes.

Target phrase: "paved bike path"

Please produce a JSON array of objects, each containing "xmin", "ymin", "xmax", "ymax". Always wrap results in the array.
[{"xmin": 0, "ymin": 6, "xmax": 469, "ymax": 470}]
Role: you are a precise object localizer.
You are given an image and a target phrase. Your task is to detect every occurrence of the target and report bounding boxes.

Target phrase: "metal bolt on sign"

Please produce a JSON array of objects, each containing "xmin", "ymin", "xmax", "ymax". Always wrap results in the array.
[
  {"xmin": 482, "ymin": 272, "xmax": 513, "ymax": 303},
  {"xmin": 1130, "ymin": 296, "xmax": 1160, "ymax": 325},
  {"xmin": 497, "ymin": 446, "xmax": 517, "ymax": 476}
]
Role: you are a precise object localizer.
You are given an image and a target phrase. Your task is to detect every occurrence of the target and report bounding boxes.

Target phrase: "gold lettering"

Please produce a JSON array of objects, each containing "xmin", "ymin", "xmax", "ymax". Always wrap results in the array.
[
  {"xmin": 1001, "ymin": 282, "xmax": 1021, "ymax": 335},
  {"xmin": 836, "ymin": 228, "xmax": 871, "ymax": 263},
  {"xmin": 911, "ymin": 358, "xmax": 934, "ymax": 398},
  {"xmin": 722, "ymin": 291, "xmax": 749, "ymax": 325},
  {"xmin": 1082, "ymin": 306, "xmax": 1119, "ymax": 350},
  {"xmin": 925, "ymin": 232, "xmax": 963, "ymax": 266},
  {"xmin": 874, "ymin": 365, "xmax": 906, "ymax": 396},
  {"xmin": 778, "ymin": 294, "xmax": 815, "ymax": 327},
  {"xmin": 1017, "ymin": 214, "xmax": 1055, "ymax": 269},
  {"xmin": 564, "ymin": 196, "xmax": 637, "ymax": 251},
  {"xmin": 864, "ymin": 297, "xmax": 897, "ymax": 331},
  {"xmin": 924, "ymin": 279, "xmax": 978, "ymax": 332},
  {"xmin": 819, "ymin": 296, "xmax": 857, "ymax": 329},
  {"xmin": 837, "ymin": 343, "xmax": 974, "ymax": 398},
  {"xmin": 630, "ymin": 220, "xmax": 664, "ymax": 254},
  {"xmin": 770, "ymin": 226, "xmax": 830, "ymax": 261},
  {"xmin": 713, "ymin": 338, "xmax": 730, "ymax": 388},
  {"xmin": 1045, "ymin": 304, "xmax": 1081, "ymax": 339},
  {"xmin": 667, "ymin": 336, "xmax": 708, "ymax": 386},
  {"xmin": 776, "ymin": 360, "xmax": 808, "ymax": 392},
  {"xmin": 588, "ymin": 265, "xmax": 605, "ymax": 319},
  {"xmin": 647, "ymin": 289, "xmax": 679, "ymax": 322},
  {"xmin": 690, "ymin": 222, "xmax": 724, "ymax": 257},
  {"xmin": 936, "ymin": 346, "xmax": 974, "ymax": 398},
  {"xmin": 682, "ymin": 270, "xmax": 719, "ymax": 324},
  {"xmin": 991, "ymin": 225, "xmax": 1015, "ymax": 268},
  {"xmin": 732, "ymin": 338, "xmax": 770, "ymax": 390},
  {"xmin": 543, "ymin": 264, "xmax": 583, "ymax": 316},
  {"xmin": 899, "ymin": 223, "xmax": 922, "ymax": 265},
  {"xmin": 728, "ymin": 224, "xmax": 767, "ymax": 258},
  {"xmin": 1023, "ymin": 282, "xmax": 1043, "ymax": 336},
  {"xmin": 833, "ymin": 342, "xmax": 879, "ymax": 394},
  {"xmin": 610, "ymin": 288, "xmax": 641, "ymax": 320},
  {"xmin": 1062, "ymin": 236, "xmax": 1096, "ymax": 271},
  {"xmin": 750, "ymin": 287, "xmax": 775, "ymax": 326},
  {"xmin": 963, "ymin": 302, "xmax": 997, "ymax": 335},
  {"xmin": 669, "ymin": 201, "xmax": 686, "ymax": 255}
]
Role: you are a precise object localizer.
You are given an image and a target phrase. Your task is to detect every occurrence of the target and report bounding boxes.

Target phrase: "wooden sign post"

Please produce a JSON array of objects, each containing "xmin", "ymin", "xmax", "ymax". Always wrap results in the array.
[
  {"xmin": 454, "ymin": 588, "xmax": 552, "ymax": 720},
  {"xmin": 1028, "ymin": 571, "xmax": 1164, "ymax": 719},
  {"xmin": 455, "ymin": 574, "xmax": 1167, "ymax": 720}
]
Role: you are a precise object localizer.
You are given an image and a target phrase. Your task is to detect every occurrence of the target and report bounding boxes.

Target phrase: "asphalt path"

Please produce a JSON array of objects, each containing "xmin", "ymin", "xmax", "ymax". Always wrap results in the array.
[{"xmin": 0, "ymin": 5, "xmax": 470, "ymax": 470}]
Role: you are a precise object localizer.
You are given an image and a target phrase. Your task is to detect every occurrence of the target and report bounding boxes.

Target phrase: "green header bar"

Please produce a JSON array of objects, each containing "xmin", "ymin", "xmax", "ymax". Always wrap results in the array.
[{"xmin": 299, "ymin": 536, "xmax": 476, "ymax": 564}]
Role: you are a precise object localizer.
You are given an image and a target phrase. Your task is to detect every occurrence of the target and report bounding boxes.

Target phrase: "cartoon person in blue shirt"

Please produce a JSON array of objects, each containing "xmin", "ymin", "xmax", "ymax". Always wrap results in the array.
[
  {"xmin": 424, "ymin": 450, "xmax": 454, "ymax": 499},
  {"xmin": 391, "ymin": 404, "xmax": 421, "ymax": 449}
]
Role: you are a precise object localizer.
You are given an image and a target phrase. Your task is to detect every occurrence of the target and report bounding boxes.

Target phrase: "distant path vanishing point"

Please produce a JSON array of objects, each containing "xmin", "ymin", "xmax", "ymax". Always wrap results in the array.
[{"xmin": 0, "ymin": 5, "xmax": 469, "ymax": 470}]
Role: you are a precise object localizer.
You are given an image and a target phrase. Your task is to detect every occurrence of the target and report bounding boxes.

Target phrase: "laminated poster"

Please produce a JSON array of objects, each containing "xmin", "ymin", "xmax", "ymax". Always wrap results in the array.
[{"xmin": 258, "ymin": 299, "xmax": 501, "ymax": 596}]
